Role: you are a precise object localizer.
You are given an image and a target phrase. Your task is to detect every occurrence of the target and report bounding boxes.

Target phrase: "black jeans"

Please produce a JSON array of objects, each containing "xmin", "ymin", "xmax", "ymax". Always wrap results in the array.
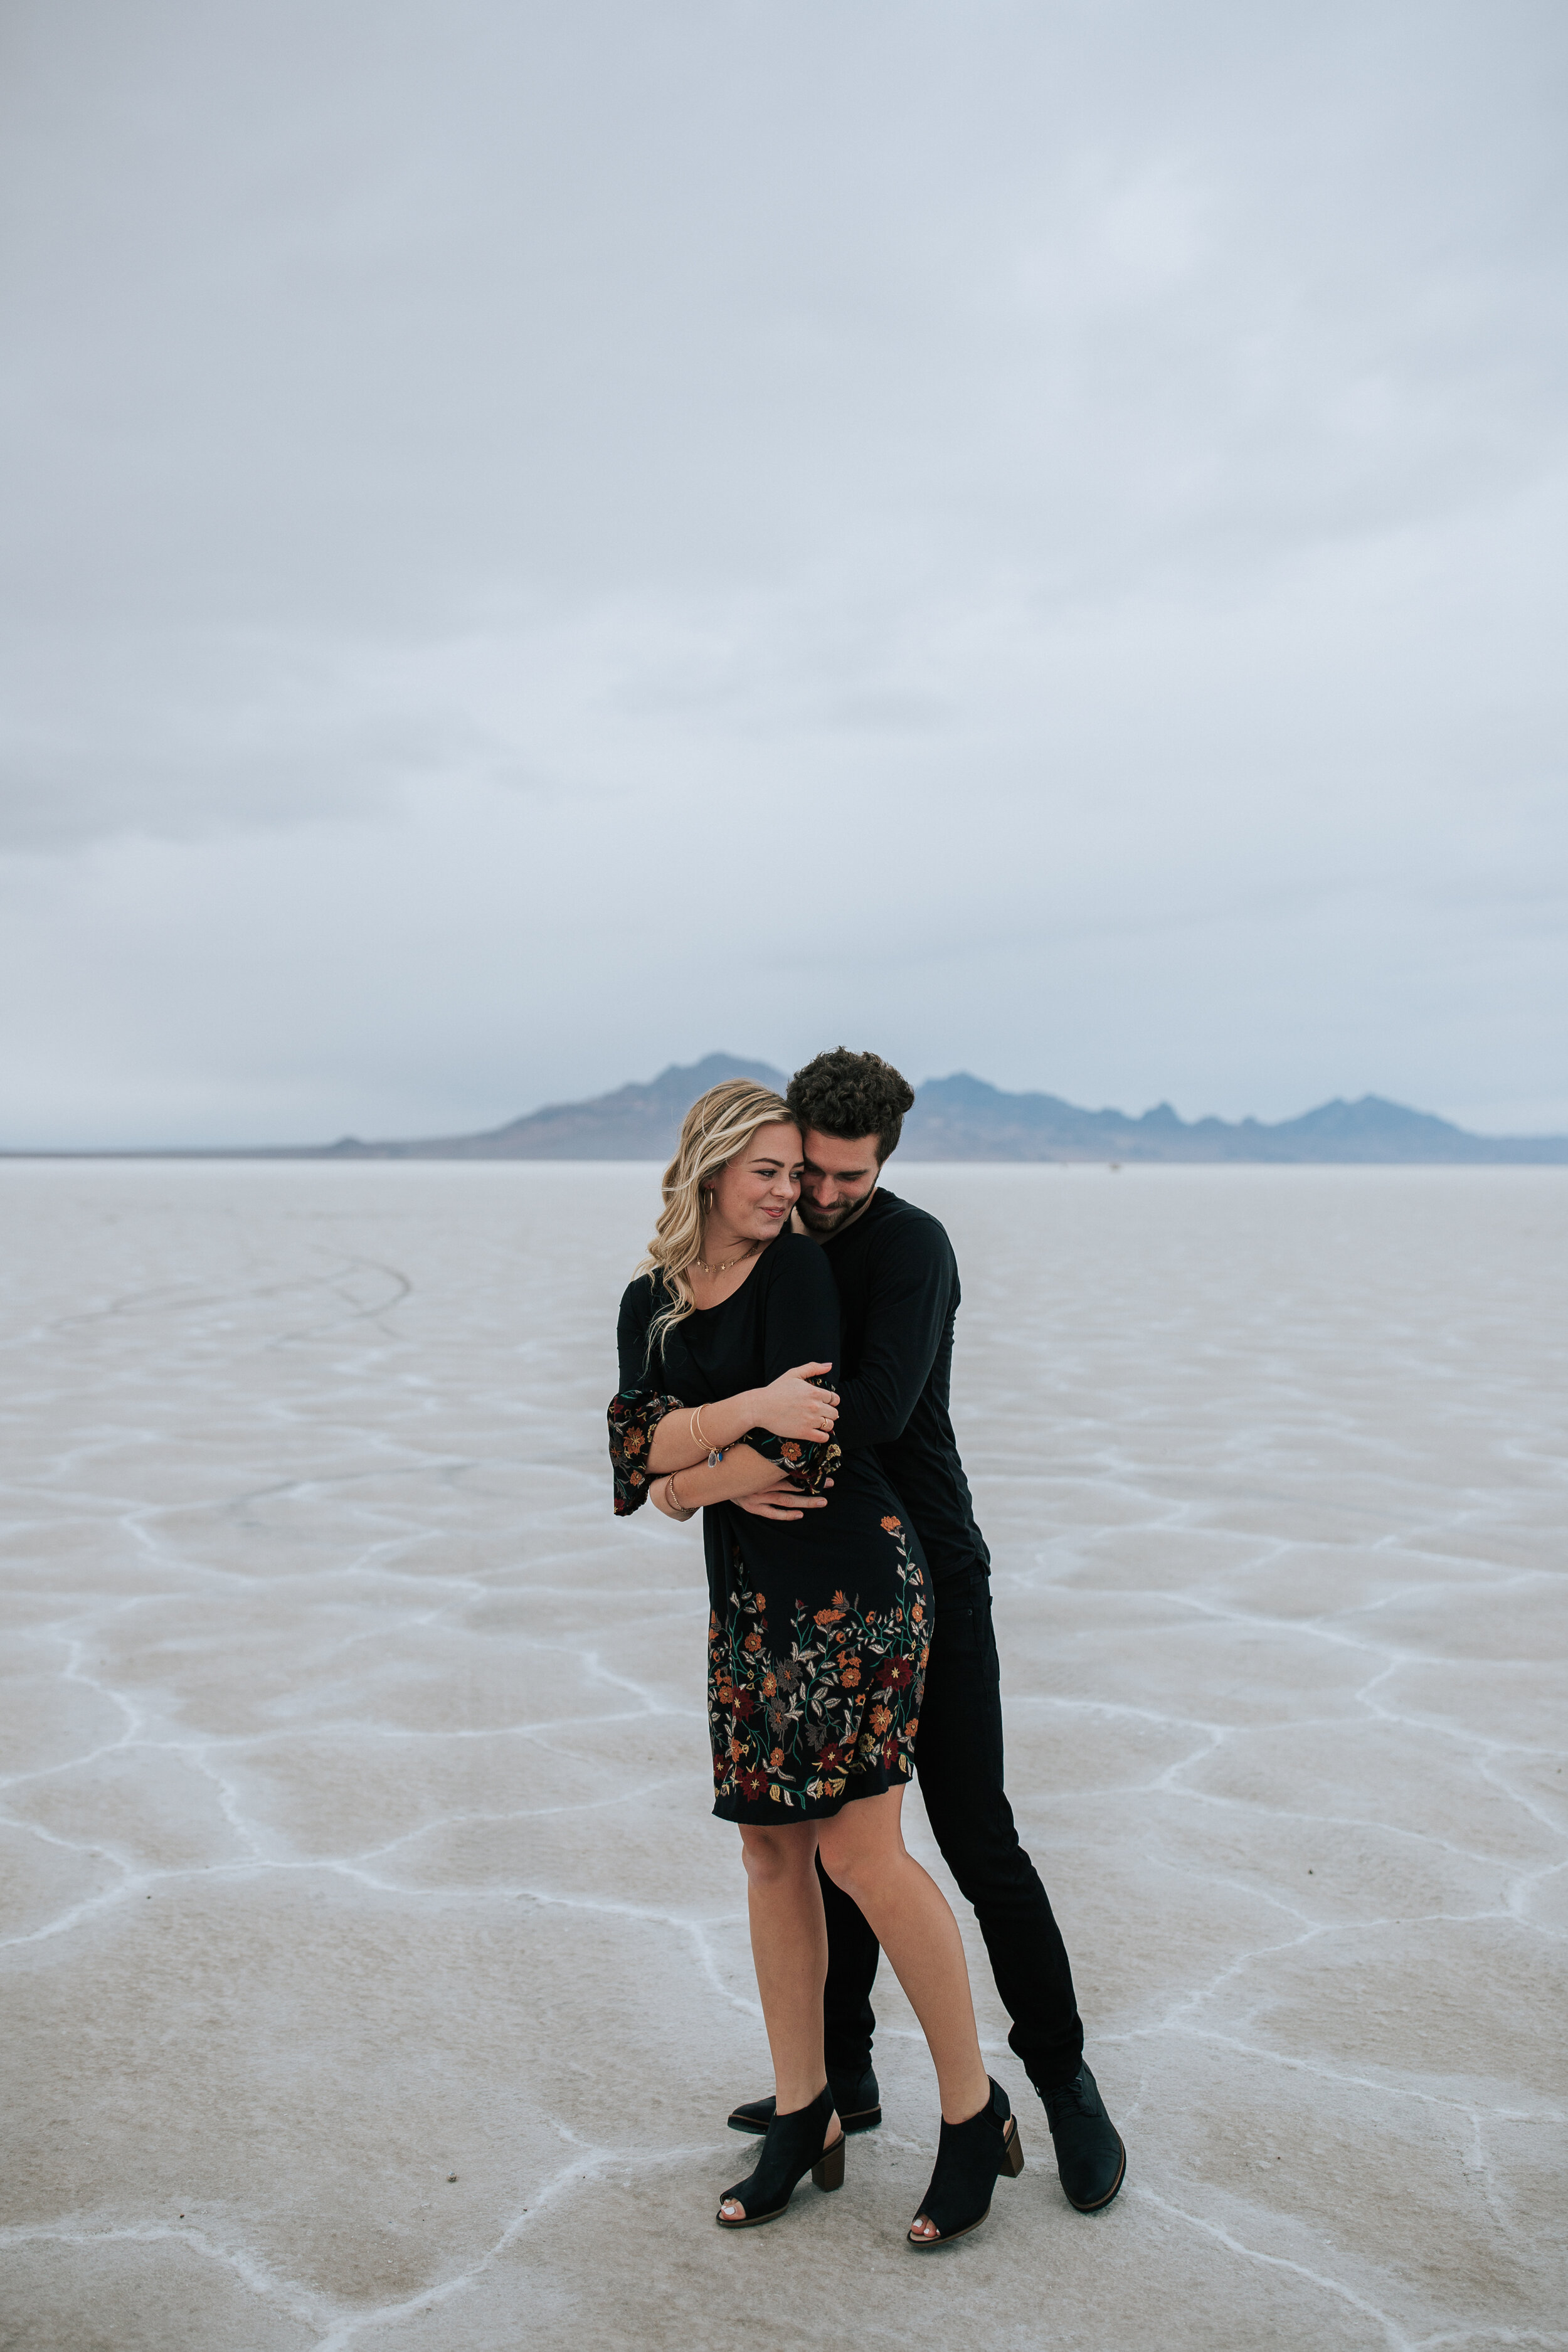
[{"xmin": 820, "ymin": 1568, "xmax": 1086, "ymax": 2093}]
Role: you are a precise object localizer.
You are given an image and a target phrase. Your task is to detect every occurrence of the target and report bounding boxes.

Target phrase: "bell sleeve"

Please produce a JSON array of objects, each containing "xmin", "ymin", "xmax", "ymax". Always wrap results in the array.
[
  {"xmin": 609, "ymin": 1275, "xmax": 685, "ymax": 1516},
  {"xmin": 607, "ymin": 1385, "xmax": 684, "ymax": 1516},
  {"xmin": 740, "ymin": 1416, "xmax": 842, "ymax": 1496}
]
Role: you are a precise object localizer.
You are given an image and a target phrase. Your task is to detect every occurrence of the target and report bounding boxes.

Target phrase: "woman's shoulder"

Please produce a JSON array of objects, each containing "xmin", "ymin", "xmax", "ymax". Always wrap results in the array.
[
  {"xmin": 765, "ymin": 1229, "xmax": 823, "ymax": 1269},
  {"xmin": 761, "ymin": 1231, "xmax": 835, "ymax": 1289},
  {"xmin": 617, "ymin": 1269, "xmax": 664, "ymax": 1325}
]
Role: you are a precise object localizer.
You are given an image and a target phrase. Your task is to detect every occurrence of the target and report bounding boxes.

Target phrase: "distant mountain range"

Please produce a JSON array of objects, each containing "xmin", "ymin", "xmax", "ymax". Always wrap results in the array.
[{"xmin": 294, "ymin": 1053, "xmax": 1568, "ymax": 1165}]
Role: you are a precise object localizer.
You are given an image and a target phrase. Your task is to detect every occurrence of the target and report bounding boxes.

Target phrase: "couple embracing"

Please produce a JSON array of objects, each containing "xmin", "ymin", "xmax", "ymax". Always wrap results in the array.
[{"xmin": 608, "ymin": 1048, "xmax": 1124, "ymax": 2245}]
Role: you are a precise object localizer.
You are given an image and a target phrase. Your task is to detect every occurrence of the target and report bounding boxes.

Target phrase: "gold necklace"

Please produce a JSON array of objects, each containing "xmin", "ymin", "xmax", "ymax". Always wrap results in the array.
[{"xmin": 694, "ymin": 1240, "xmax": 759, "ymax": 1277}]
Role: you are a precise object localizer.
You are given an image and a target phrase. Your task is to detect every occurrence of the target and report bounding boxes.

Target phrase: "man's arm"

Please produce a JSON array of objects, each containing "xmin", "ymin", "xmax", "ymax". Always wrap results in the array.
[{"xmin": 832, "ymin": 1221, "xmax": 954, "ymax": 1451}]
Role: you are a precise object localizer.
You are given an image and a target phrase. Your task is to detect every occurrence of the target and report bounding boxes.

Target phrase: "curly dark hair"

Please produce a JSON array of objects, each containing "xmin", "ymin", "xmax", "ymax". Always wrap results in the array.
[{"xmin": 786, "ymin": 1047, "xmax": 916, "ymax": 1164}]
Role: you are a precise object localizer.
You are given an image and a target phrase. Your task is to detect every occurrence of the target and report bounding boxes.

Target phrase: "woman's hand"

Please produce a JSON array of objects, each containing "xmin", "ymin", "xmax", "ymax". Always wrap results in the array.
[
  {"xmin": 750, "ymin": 1362, "xmax": 840, "ymax": 1442},
  {"xmin": 734, "ymin": 1476, "xmax": 835, "ymax": 1523}
]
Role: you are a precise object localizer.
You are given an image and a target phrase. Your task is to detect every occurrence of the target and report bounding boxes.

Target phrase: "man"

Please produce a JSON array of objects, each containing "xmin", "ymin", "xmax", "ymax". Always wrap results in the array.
[{"xmin": 727, "ymin": 1046, "xmax": 1125, "ymax": 2213}]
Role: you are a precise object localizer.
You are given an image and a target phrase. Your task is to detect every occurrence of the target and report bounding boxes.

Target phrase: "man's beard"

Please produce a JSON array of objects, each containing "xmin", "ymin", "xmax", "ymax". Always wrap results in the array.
[{"xmin": 798, "ymin": 1194, "xmax": 862, "ymax": 1234}]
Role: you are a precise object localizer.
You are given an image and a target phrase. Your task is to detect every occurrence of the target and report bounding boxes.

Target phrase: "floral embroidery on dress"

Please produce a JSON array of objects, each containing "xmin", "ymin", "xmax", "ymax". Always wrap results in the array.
[
  {"xmin": 746, "ymin": 1412, "xmax": 842, "ymax": 1496},
  {"xmin": 709, "ymin": 1517, "xmax": 928, "ymax": 1812},
  {"xmin": 607, "ymin": 1389, "xmax": 684, "ymax": 1515}
]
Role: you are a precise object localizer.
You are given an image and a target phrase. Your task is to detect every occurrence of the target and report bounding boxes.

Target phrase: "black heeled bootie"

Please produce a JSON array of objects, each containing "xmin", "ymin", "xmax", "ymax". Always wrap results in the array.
[
  {"xmin": 908, "ymin": 2077, "xmax": 1024, "ymax": 2249},
  {"xmin": 716, "ymin": 2084, "xmax": 845, "ymax": 2229},
  {"xmin": 728, "ymin": 2063, "xmax": 881, "ymax": 2137}
]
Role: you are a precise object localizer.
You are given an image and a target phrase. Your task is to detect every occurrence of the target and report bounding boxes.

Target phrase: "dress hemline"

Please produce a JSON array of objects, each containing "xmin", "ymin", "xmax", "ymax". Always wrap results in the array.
[{"xmin": 712, "ymin": 1760, "xmax": 914, "ymax": 1827}]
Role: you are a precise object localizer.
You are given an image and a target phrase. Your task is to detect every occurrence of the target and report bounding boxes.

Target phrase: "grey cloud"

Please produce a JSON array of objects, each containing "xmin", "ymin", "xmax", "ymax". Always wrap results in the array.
[{"xmin": 0, "ymin": 0, "xmax": 1564, "ymax": 1139}]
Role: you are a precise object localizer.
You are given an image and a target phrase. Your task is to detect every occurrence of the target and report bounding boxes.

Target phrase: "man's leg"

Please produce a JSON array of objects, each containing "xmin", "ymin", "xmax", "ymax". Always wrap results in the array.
[
  {"xmin": 916, "ymin": 1568, "xmax": 1125, "ymax": 2212},
  {"xmin": 916, "ymin": 1569, "xmax": 1084, "ymax": 2089},
  {"xmin": 817, "ymin": 1851, "xmax": 881, "ymax": 2079}
]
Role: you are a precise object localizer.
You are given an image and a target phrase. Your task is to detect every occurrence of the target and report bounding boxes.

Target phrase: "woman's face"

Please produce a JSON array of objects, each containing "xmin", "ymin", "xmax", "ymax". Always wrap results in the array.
[{"xmin": 707, "ymin": 1121, "xmax": 803, "ymax": 1244}]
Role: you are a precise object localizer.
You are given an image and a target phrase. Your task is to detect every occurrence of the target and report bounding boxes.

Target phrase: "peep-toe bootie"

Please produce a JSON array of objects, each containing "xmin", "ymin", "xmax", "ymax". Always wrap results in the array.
[
  {"xmin": 908, "ymin": 2077, "xmax": 1024, "ymax": 2248},
  {"xmin": 717, "ymin": 2084, "xmax": 845, "ymax": 2229}
]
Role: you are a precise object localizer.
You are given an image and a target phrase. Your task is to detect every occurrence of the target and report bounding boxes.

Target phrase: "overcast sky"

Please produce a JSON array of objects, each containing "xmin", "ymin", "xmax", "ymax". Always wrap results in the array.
[{"xmin": 2, "ymin": 1, "xmax": 1565, "ymax": 1146}]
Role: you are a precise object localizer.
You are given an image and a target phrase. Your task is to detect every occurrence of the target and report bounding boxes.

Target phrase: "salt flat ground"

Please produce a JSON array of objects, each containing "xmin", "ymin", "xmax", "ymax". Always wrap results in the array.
[{"xmin": 1, "ymin": 1162, "xmax": 1564, "ymax": 2352}]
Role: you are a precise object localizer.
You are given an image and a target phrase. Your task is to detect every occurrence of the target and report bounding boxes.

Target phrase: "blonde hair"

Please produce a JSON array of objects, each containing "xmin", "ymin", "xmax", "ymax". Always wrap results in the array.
[{"xmin": 637, "ymin": 1079, "xmax": 798, "ymax": 1359}]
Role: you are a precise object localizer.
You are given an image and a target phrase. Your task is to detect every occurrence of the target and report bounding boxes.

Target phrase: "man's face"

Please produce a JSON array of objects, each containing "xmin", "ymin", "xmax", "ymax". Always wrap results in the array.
[{"xmin": 797, "ymin": 1129, "xmax": 883, "ymax": 1233}]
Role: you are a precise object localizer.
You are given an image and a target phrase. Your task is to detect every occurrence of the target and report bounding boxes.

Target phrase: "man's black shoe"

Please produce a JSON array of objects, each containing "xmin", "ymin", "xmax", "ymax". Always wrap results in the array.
[
  {"xmin": 1039, "ymin": 2062, "xmax": 1125, "ymax": 2212},
  {"xmin": 728, "ymin": 2064, "xmax": 881, "ymax": 2137}
]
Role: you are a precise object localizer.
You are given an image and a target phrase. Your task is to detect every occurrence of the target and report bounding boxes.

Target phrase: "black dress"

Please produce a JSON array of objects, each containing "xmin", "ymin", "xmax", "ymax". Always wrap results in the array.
[{"xmin": 609, "ymin": 1234, "xmax": 929, "ymax": 1826}]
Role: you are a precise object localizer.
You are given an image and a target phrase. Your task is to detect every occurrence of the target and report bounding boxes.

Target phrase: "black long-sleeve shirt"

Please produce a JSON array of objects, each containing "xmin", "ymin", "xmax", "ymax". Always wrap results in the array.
[{"xmin": 818, "ymin": 1187, "xmax": 990, "ymax": 1589}]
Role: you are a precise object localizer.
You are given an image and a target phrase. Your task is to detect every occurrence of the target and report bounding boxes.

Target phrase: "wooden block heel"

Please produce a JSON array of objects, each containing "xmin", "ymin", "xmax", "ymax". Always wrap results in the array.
[
  {"xmin": 812, "ymin": 2136, "xmax": 845, "ymax": 2192},
  {"xmin": 1000, "ymin": 2119, "xmax": 1025, "ymax": 2178}
]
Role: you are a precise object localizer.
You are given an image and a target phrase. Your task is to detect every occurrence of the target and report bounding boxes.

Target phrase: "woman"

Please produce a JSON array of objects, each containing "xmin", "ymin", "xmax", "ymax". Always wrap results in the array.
[{"xmin": 608, "ymin": 1079, "xmax": 1025, "ymax": 2244}]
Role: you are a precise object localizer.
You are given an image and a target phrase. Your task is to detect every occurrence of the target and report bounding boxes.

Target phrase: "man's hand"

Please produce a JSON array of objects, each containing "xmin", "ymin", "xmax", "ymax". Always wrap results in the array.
[
  {"xmin": 734, "ymin": 1476, "xmax": 835, "ymax": 1523},
  {"xmin": 750, "ymin": 1362, "xmax": 840, "ymax": 1442}
]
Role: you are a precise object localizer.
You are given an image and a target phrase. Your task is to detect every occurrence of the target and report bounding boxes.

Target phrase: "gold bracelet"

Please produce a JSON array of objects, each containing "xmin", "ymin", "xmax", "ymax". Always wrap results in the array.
[
  {"xmin": 666, "ymin": 1471, "xmax": 684, "ymax": 1513},
  {"xmin": 691, "ymin": 1403, "xmax": 722, "ymax": 1467}
]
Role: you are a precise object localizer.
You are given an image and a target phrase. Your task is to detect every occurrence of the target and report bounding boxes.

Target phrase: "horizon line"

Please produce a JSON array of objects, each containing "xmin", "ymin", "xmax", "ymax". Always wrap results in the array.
[{"xmin": 4, "ymin": 1060, "xmax": 1568, "ymax": 1158}]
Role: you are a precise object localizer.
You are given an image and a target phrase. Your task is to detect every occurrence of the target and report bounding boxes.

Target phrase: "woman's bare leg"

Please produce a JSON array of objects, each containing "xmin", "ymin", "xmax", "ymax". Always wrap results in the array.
[
  {"xmin": 719, "ymin": 1821, "xmax": 840, "ymax": 2222},
  {"xmin": 816, "ymin": 1787, "xmax": 989, "ymax": 2126}
]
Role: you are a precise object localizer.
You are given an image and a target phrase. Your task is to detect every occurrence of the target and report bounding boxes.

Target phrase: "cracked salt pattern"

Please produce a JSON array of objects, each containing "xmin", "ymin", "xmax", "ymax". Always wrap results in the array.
[{"xmin": 2, "ymin": 1159, "xmax": 1565, "ymax": 2351}]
